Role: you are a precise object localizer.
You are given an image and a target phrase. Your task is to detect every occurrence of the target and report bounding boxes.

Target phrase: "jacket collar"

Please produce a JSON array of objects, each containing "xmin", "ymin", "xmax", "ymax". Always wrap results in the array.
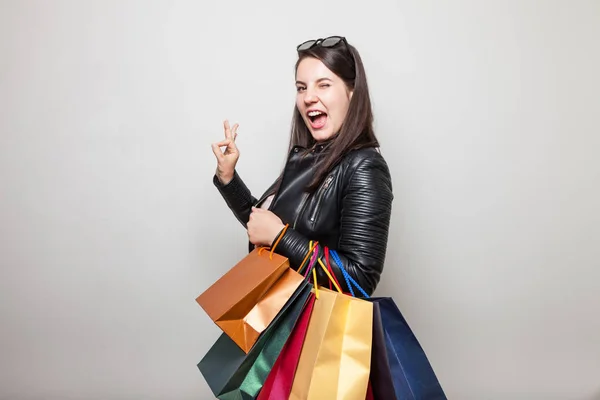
[{"xmin": 292, "ymin": 138, "xmax": 334, "ymax": 154}]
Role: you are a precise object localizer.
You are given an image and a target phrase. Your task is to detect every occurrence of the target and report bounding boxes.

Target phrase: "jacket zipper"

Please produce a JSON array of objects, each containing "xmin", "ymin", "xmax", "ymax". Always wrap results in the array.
[
  {"xmin": 309, "ymin": 174, "xmax": 334, "ymax": 223},
  {"xmin": 293, "ymin": 192, "xmax": 309, "ymax": 229}
]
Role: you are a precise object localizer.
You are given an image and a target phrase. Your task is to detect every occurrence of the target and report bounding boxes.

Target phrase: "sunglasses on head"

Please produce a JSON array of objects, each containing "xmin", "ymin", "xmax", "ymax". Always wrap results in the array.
[{"xmin": 296, "ymin": 36, "xmax": 348, "ymax": 52}]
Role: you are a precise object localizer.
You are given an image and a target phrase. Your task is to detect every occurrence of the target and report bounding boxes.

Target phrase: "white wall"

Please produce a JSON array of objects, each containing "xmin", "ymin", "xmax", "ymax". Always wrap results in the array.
[{"xmin": 1, "ymin": 1, "xmax": 599, "ymax": 399}]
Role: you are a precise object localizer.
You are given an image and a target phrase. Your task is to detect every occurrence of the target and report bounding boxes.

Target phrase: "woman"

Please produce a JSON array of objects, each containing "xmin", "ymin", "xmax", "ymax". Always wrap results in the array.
[{"xmin": 211, "ymin": 36, "xmax": 393, "ymax": 296}]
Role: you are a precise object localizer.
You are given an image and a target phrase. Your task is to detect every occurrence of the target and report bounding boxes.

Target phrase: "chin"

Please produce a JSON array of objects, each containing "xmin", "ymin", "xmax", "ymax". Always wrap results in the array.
[{"xmin": 310, "ymin": 130, "xmax": 334, "ymax": 142}]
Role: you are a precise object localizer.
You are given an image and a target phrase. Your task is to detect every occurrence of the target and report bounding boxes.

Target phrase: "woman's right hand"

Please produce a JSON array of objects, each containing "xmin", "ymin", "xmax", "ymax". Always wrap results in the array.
[{"xmin": 211, "ymin": 119, "xmax": 239, "ymax": 185}]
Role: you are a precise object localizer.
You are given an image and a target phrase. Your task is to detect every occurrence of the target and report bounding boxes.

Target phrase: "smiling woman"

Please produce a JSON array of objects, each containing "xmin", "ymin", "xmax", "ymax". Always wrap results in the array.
[
  {"xmin": 211, "ymin": 35, "xmax": 393, "ymax": 296},
  {"xmin": 295, "ymin": 63, "xmax": 352, "ymax": 141}
]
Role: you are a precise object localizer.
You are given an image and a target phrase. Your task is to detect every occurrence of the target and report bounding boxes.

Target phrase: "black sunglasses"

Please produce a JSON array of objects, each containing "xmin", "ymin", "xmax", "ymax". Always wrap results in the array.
[{"xmin": 296, "ymin": 36, "xmax": 348, "ymax": 52}]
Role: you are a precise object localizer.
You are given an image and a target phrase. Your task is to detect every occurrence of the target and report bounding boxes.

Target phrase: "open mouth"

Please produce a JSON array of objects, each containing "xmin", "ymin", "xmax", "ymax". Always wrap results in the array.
[{"xmin": 307, "ymin": 110, "xmax": 328, "ymax": 129}]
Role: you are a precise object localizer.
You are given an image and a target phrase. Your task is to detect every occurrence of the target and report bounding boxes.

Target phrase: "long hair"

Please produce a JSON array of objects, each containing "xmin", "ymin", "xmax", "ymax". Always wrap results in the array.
[{"xmin": 288, "ymin": 39, "xmax": 379, "ymax": 193}]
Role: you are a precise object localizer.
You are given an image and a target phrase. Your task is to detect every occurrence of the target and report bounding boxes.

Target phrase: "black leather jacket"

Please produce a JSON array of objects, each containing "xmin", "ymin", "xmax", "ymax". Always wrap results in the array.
[{"xmin": 214, "ymin": 143, "xmax": 394, "ymax": 295}]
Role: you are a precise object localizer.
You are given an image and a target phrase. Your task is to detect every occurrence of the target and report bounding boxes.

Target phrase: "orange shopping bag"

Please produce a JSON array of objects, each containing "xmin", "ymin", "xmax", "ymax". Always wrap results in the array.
[{"xmin": 196, "ymin": 225, "xmax": 306, "ymax": 353}]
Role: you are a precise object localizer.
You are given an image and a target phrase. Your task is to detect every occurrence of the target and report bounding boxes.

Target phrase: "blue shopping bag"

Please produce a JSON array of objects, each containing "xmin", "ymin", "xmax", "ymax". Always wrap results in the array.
[{"xmin": 330, "ymin": 250, "xmax": 448, "ymax": 400}]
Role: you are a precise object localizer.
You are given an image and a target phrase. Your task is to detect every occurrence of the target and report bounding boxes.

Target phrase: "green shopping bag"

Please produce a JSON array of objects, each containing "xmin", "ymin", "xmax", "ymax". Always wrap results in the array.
[{"xmin": 198, "ymin": 279, "xmax": 313, "ymax": 399}]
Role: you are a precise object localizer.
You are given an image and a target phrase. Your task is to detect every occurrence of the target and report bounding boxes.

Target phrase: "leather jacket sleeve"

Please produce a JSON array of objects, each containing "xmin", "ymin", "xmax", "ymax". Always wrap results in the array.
[
  {"xmin": 274, "ymin": 154, "xmax": 394, "ymax": 296},
  {"xmin": 213, "ymin": 170, "xmax": 257, "ymax": 228}
]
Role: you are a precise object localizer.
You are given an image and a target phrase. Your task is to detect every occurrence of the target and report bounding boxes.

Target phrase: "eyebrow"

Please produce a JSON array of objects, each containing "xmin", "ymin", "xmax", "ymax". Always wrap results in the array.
[{"xmin": 295, "ymin": 77, "xmax": 333, "ymax": 85}]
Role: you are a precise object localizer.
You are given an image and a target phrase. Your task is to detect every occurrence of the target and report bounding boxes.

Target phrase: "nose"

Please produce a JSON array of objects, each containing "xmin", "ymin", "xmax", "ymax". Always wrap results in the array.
[{"xmin": 303, "ymin": 87, "xmax": 318, "ymax": 105}]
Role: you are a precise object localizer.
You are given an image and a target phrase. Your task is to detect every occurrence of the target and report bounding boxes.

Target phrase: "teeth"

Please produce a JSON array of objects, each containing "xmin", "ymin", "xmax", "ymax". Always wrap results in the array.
[{"xmin": 308, "ymin": 111, "xmax": 324, "ymax": 117}]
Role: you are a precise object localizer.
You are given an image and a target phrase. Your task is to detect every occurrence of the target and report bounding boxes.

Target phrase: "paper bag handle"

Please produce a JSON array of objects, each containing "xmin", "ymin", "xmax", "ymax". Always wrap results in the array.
[
  {"xmin": 300, "ymin": 241, "xmax": 344, "ymax": 299},
  {"xmin": 297, "ymin": 240, "xmax": 319, "ymax": 275},
  {"xmin": 257, "ymin": 223, "xmax": 289, "ymax": 260},
  {"xmin": 317, "ymin": 258, "xmax": 343, "ymax": 294},
  {"xmin": 324, "ymin": 246, "xmax": 343, "ymax": 291},
  {"xmin": 297, "ymin": 242, "xmax": 368, "ymax": 300},
  {"xmin": 303, "ymin": 242, "xmax": 320, "ymax": 278},
  {"xmin": 329, "ymin": 249, "xmax": 370, "ymax": 298}
]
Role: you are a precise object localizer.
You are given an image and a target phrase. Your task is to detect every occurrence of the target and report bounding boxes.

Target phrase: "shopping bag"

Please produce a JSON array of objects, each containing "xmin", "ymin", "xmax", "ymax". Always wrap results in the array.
[
  {"xmin": 366, "ymin": 381, "xmax": 375, "ymax": 400},
  {"xmin": 369, "ymin": 297, "xmax": 447, "ymax": 400},
  {"xmin": 196, "ymin": 225, "xmax": 307, "ymax": 353},
  {"xmin": 289, "ymin": 253, "xmax": 373, "ymax": 400},
  {"xmin": 369, "ymin": 301, "xmax": 398, "ymax": 400},
  {"xmin": 329, "ymin": 248, "xmax": 446, "ymax": 399},
  {"xmin": 255, "ymin": 242, "xmax": 322, "ymax": 400},
  {"xmin": 198, "ymin": 279, "xmax": 313, "ymax": 400},
  {"xmin": 256, "ymin": 293, "xmax": 316, "ymax": 400}
]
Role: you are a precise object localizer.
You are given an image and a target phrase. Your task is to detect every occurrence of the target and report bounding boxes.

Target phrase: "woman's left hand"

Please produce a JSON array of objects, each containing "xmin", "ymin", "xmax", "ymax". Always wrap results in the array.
[{"xmin": 247, "ymin": 207, "xmax": 286, "ymax": 247}]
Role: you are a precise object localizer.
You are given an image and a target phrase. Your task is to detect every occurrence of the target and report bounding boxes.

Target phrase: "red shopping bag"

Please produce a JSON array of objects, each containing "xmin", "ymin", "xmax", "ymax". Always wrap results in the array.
[{"xmin": 366, "ymin": 381, "xmax": 374, "ymax": 400}]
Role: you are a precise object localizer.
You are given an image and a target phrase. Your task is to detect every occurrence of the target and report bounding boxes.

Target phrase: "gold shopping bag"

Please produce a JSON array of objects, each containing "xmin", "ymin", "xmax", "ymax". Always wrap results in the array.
[{"xmin": 289, "ymin": 253, "xmax": 373, "ymax": 400}]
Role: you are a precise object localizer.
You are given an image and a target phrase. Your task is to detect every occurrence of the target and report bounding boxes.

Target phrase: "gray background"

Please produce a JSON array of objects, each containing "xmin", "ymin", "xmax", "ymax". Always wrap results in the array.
[{"xmin": 1, "ymin": 1, "xmax": 599, "ymax": 399}]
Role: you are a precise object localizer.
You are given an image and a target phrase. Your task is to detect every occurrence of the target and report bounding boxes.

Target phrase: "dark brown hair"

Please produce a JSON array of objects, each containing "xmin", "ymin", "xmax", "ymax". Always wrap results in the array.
[{"xmin": 289, "ymin": 40, "xmax": 379, "ymax": 192}]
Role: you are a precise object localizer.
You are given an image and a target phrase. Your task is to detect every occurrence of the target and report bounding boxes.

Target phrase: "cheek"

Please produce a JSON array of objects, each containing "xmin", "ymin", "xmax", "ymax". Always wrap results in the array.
[
  {"xmin": 327, "ymin": 93, "xmax": 349, "ymax": 120},
  {"xmin": 296, "ymin": 97, "xmax": 305, "ymax": 113}
]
